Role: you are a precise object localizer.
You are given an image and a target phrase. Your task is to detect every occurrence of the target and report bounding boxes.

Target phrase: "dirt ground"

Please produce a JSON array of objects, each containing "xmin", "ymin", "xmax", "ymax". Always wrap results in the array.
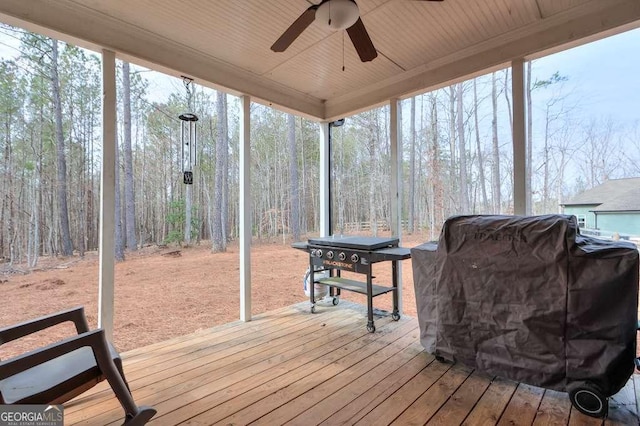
[{"xmin": 0, "ymin": 233, "xmax": 428, "ymax": 358}]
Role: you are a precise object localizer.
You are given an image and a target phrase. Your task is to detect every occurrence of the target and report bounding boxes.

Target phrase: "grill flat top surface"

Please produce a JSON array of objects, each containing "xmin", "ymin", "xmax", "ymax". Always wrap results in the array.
[{"xmin": 307, "ymin": 236, "xmax": 398, "ymax": 250}]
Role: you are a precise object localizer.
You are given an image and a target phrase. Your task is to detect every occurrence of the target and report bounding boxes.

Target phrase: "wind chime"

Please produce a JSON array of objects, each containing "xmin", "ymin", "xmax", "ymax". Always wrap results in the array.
[{"xmin": 179, "ymin": 76, "xmax": 198, "ymax": 185}]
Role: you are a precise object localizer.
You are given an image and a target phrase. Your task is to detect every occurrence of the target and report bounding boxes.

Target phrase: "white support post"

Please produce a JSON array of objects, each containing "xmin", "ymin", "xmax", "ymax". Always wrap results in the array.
[
  {"xmin": 98, "ymin": 49, "xmax": 116, "ymax": 340},
  {"xmin": 319, "ymin": 122, "xmax": 331, "ymax": 237},
  {"xmin": 512, "ymin": 59, "xmax": 527, "ymax": 215},
  {"xmin": 239, "ymin": 95, "xmax": 252, "ymax": 322},
  {"xmin": 389, "ymin": 99, "xmax": 402, "ymax": 238},
  {"xmin": 389, "ymin": 99, "xmax": 403, "ymax": 315}
]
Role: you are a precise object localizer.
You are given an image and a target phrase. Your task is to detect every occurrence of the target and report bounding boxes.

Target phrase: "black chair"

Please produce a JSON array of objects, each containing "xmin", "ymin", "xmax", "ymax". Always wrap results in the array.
[{"xmin": 0, "ymin": 307, "xmax": 155, "ymax": 425}]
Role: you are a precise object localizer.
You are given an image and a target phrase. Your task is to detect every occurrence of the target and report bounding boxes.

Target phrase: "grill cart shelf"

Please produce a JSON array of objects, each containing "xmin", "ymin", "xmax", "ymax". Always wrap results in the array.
[
  {"xmin": 293, "ymin": 236, "xmax": 411, "ymax": 332},
  {"xmin": 316, "ymin": 277, "xmax": 395, "ymax": 297}
]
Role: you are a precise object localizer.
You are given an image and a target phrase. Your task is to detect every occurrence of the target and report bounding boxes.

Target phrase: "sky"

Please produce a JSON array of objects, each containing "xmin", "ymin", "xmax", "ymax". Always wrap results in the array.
[{"xmin": 531, "ymin": 27, "xmax": 640, "ymax": 126}]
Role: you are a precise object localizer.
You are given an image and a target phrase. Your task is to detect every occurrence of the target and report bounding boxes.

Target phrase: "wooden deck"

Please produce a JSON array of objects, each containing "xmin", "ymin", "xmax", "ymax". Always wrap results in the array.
[{"xmin": 64, "ymin": 302, "xmax": 639, "ymax": 425}]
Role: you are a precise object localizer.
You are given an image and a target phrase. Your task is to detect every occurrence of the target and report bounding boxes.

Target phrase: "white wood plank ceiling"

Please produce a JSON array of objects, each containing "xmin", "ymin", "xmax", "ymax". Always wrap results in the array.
[{"xmin": 0, "ymin": 0, "xmax": 639, "ymax": 120}]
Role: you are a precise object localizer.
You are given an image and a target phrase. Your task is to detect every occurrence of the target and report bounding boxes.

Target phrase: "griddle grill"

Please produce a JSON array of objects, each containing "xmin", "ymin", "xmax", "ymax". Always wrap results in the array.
[{"xmin": 293, "ymin": 235, "xmax": 411, "ymax": 332}]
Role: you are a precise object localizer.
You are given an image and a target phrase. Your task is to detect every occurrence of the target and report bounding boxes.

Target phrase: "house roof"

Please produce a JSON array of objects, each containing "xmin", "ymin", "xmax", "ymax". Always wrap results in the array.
[
  {"xmin": 1, "ymin": 0, "xmax": 639, "ymax": 120},
  {"xmin": 563, "ymin": 177, "xmax": 640, "ymax": 212}
]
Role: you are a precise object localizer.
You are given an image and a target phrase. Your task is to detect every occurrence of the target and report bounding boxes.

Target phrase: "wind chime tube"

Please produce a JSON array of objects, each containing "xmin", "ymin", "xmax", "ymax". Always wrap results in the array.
[
  {"xmin": 189, "ymin": 120, "xmax": 196, "ymax": 169},
  {"xmin": 179, "ymin": 112, "xmax": 199, "ymax": 184},
  {"xmin": 193, "ymin": 122, "xmax": 197, "ymax": 167},
  {"xmin": 181, "ymin": 119, "xmax": 187, "ymax": 172}
]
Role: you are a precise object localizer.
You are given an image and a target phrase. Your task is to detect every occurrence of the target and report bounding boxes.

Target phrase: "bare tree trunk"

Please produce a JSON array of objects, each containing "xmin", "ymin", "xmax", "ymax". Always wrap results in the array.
[
  {"xmin": 456, "ymin": 83, "xmax": 469, "ymax": 213},
  {"xmin": 542, "ymin": 106, "xmax": 551, "ymax": 213},
  {"xmin": 416, "ymin": 96, "xmax": 424, "ymax": 231},
  {"xmin": 503, "ymin": 69, "xmax": 514, "ymax": 134},
  {"xmin": 77, "ymin": 114, "xmax": 86, "ymax": 258},
  {"xmin": 137, "ymin": 123, "xmax": 145, "ymax": 246},
  {"xmin": 114, "ymin": 138, "xmax": 125, "ymax": 261},
  {"xmin": 448, "ymin": 87, "xmax": 457, "ymax": 214},
  {"xmin": 221, "ymin": 94, "xmax": 229, "ymax": 242},
  {"xmin": 4, "ymin": 117, "xmax": 15, "ymax": 264},
  {"xmin": 491, "ymin": 72, "xmax": 501, "ymax": 213},
  {"xmin": 51, "ymin": 39, "xmax": 73, "ymax": 256},
  {"xmin": 212, "ymin": 91, "xmax": 227, "ymax": 252},
  {"xmin": 28, "ymin": 180, "xmax": 37, "ymax": 267},
  {"xmin": 123, "ymin": 61, "xmax": 137, "ymax": 250},
  {"xmin": 368, "ymin": 112, "xmax": 378, "ymax": 237},
  {"xmin": 429, "ymin": 94, "xmax": 441, "ymax": 239},
  {"xmin": 88, "ymin": 109, "xmax": 96, "ymax": 250},
  {"xmin": 29, "ymin": 134, "xmax": 41, "ymax": 267},
  {"xmin": 205, "ymin": 116, "xmax": 215, "ymax": 242},
  {"xmin": 556, "ymin": 148, "xmax": 567, "ymax": 213},
  {"xmin": 336, "ymin": 126, "xmax": 346, "ymax": 233},
  {"xmin": 473, "ymin": 79, "xmax": 488, "ymax": 212},
  {"xmin": 288, "ymin": 114, "xmax": 300, "ymax": 241}
]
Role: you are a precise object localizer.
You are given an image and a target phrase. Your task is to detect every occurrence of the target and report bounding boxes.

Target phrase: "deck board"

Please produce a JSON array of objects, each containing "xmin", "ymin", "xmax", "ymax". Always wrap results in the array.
[
  {"xmin": 462, "ymin": 377, "xmax": 518, "ymax": 425},
  {"xmin": 532, "ymin": 389, "xmax": 572, "ymax": 426},
  {"xmin": 392, "ymin": 364, "xmax": 474, "ymax": 425},
  {"xmin": 498, "ymin": 383, "xmax": 545, "ymax": 425},
  {"xmin": 65, "ymin": 301, "xmax": 640, "ymax": 425},
  {"xmin": 319, "ymin": 351, "xmax": 436, "ymax": 425},
  {"xmin": 426, "ymin": 369, "xmax": 493, "ymax": 425},
  {"xmin": 284, "ymin": 342, "xmax": 425, "ymax": 425}
]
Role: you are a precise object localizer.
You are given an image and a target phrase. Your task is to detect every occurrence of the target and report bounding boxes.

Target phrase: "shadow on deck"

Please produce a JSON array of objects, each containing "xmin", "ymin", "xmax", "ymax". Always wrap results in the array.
[{"xmin": 64, "ymin": 301, "xmax": 639, "ymax": 425}]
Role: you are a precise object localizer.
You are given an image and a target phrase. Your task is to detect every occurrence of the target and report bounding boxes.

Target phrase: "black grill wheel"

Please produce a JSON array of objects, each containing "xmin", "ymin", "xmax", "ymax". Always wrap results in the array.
[{"xmin": 568, "ymin": 382, "xmax": 608, "ymax": 418}]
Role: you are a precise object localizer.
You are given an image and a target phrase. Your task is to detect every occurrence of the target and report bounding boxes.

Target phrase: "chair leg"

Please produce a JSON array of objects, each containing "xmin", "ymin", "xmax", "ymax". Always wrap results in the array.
[
  {"xmin": 92, "ymin": 335, "xmax": 156, "ymax": 424},
  {"xmin": 114, "ymin": 359, "xmax": 131, "ymax": 392},
  {"xmin": 123, "ymin": 407, "xmax": 156, "ymax": 426}
]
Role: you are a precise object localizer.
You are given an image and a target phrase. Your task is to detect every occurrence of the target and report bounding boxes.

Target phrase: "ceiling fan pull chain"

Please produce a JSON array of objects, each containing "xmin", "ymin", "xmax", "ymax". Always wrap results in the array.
[{"xmin": 342, "ymin": 31, "xmax": 345, "ymax": 71}]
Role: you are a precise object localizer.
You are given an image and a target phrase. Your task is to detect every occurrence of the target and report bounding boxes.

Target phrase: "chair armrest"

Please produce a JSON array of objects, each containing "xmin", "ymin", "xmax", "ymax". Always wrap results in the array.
[
  {"xmin": 0, "ymin": 329, "xmax": 106, "ymax": 379},
  {"xmin": 0, "ymin": 306, "xmax": 90, "ymax": 346}
]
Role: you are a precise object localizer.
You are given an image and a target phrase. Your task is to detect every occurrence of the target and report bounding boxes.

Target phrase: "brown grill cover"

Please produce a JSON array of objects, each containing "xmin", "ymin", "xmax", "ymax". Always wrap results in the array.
[{"xmin": 411, "ymin": 215, "xmax": 639, "ymax": 395}]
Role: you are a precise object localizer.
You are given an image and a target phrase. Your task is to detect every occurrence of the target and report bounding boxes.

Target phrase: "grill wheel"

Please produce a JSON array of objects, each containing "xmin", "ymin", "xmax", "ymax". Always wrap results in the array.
[{"xmin": 568, "ymin": 382, "xmax": 608, "ymax": 418}]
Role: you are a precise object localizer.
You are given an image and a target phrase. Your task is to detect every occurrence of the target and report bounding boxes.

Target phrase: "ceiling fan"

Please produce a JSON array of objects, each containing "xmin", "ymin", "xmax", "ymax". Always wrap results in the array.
[{"xmin": 271, "ymin": 0, "xmax": 444, "ymax": 63}]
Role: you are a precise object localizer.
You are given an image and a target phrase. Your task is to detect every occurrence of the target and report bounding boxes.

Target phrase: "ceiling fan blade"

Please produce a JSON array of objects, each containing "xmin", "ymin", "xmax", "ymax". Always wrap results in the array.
[
  {"xmin": 271, "ymin": 6, "xmax": 318, "ymax": 52},
  {"xmin": 346, "ymin": 18, "xmax": 377, "ymax": 62}
]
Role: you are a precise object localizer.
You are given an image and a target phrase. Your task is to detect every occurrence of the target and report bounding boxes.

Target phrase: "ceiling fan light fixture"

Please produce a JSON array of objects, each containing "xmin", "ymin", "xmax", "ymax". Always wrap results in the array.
[{"xmin": 316, "ymin": 0, "xmax": 360, "ymax": 31}]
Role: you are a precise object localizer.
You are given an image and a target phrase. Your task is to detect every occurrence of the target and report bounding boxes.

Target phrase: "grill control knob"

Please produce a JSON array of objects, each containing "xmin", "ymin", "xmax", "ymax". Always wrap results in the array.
[
  {"xmin": 316, "ymin": 249, "xmax": 323, "ymax": 258},
  {"xmin": 351, "ymin": 254, "xmax": 359, "ymax": 263},
  {"xmin": 338, "ymin": 252, "xmax": 346, "ymax": 261},
  {"xmin": 310, "ymin": 249, "xmax": 317, "ymax": 257},
  {"xmin": 327, "ymin": 251, "xmax": 334, "ymax": 259}
]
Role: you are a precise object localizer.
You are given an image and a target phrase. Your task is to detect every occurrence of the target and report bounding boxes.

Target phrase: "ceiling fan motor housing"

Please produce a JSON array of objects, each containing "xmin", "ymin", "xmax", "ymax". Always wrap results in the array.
[{"xmin": 315, "ymin": 0, "xmax": 360, "ymax": 30}]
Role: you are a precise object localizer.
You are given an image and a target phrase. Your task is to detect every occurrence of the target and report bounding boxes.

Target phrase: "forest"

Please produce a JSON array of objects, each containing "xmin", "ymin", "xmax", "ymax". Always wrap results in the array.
[{"xmin": 1, "ymin": 25, "xmax": 638, "ymax": 266}]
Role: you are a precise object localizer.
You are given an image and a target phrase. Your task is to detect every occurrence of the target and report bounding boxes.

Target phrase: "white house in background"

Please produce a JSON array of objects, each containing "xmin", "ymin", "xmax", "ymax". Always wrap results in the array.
[{"xmin": 561, "ymin": 177, "xmax": 640, "ymax": 237}]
